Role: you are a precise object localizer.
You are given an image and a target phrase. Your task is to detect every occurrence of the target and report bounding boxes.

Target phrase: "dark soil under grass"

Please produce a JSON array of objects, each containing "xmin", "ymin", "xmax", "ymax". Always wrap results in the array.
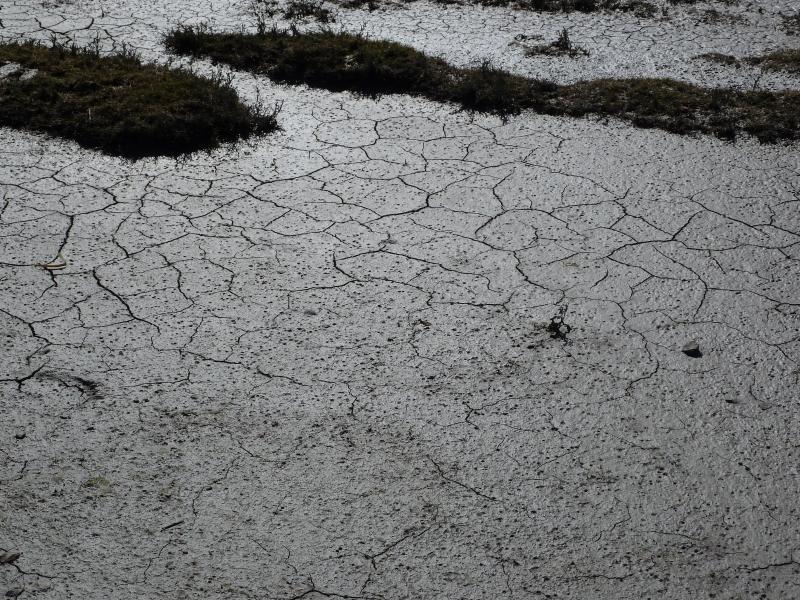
[
  {"xmin": 0, "ymin": 42, "xmax": 277, "ymax": 159},
  {"xmin": 165, "ymin": 28, "xmax": 800, "ymax": 143}
]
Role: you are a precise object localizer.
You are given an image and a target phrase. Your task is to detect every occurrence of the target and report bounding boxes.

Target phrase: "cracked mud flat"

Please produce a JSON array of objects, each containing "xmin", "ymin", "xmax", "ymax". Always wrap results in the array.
[{"xmin": 1, "ymin": 0, "xmax": 800, "ymax": 598}]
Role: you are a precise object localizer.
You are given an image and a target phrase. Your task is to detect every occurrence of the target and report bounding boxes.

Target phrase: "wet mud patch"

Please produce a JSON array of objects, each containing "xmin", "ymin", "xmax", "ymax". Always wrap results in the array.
[
  {"xmin": 165, "ymin": 28, "xmax": 800, "ymax": 143},
  {"xmin": 0, "ymin": 42, "xmax": 278, "ymax": 159}
]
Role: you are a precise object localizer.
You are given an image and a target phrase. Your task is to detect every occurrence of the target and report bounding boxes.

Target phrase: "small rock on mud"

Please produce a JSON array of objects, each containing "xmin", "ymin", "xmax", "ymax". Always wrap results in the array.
[{"xmin": 681, "ymin": 340, "xmax": 703, "ymax": 358}]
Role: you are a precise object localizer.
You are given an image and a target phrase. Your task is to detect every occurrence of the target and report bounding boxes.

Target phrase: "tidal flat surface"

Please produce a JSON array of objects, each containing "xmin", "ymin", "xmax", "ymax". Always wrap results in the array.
[{"xmin": 1, "ymin": 0, "xmax": 799, "ymax": 598}]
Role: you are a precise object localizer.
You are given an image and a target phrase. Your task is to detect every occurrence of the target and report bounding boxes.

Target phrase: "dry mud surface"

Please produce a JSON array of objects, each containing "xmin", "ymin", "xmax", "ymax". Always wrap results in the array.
[{"xmin": 2, "ymin": 0, "xmax": 800, "ymax": 598}]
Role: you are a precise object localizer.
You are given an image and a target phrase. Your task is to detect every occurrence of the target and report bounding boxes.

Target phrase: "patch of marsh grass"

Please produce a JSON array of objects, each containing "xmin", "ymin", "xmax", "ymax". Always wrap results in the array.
[
  {"xmin": 748, "ymin": 49, "xmax": 800, "ymax": 75},
  {"xmin": 164, "ymin": 28, "xmax": 800, "ymax": 143},
  {"xmin": 697, "ymin": 48, "xmax": 800, "ymax": 75},
  {"xmin": 284, "ymin": 0, "xmax": 336, "ymax": 22},
  {"xmin": 0, "ymin": 41, "xmax": 278, "ymax": 158},
  {"xmin": 784, "ymin": 14, "xmax": 800, "ymax": 36},
  {"xmin": 525, "ymin": 29, "xmax": 590, "ymax": 58}
]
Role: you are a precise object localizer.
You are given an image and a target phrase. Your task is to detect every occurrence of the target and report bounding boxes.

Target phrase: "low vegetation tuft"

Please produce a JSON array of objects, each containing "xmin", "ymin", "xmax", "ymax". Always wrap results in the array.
[
  {"xmin": 164, "ymin": 28, "xmax": 800, "ymax": 143},
  {"xmin": 325, "ymin": 0, "xmax": 736, "ymax": 14},
  {"xmin": 784, "ymin": 14, "xmax": 800, "ymax": 36},
  {"xmin": 525, "ymin": 28, "xmax": 590, "ymax": 58},
  {"xmin": 748, "ymin": 49, "xmax": 800, "ymax": 75},
  {"xmin": 695, "ymin": 52, "xmax": 740, "ymax": 66},
  {"xmin": 284, "ymin": 0, "xmax": 336, "ymax": 21},
  {"xmin": 697, "ymin": 49, "xmax": 800, "ymax": 75},
  {"xmin": 335, "ymin": 0, "xmax": 659, "ymax": 13},
  {"xmin": 0, "ymin": 41, "xmax": 277, "ymax": 159}
]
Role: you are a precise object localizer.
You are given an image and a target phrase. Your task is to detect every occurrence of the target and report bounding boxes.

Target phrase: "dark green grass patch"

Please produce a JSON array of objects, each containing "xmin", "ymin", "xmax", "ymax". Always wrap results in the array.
[
  {"xmin": 164, "ymin": 28, "xmax": 800, "ymax": 143},
  {"xmin": 448, "ymin": 0, "xmax": 619, "ymax": 11},
  {"xmin": 748, "ymin": 49, "xmax": 800, "ymax": 75},
  {"xmin": 784, "ymin": 14, "xmax": 800, "ymax": 36},
  {"xmin": 695, "ymin": 52, "xmax": 740, "ymax": 66},
  {"xmin": 334, "ymin": 0, "xmax": 656, "ymax": 13},
  {"xmin": 525, "ymin": 29, "xmax": 590, "ymax": 58},
  {"xmin": 697, "ymin": 48, "xmax": 800, "ymax": 75},
  {"xmin": 284, "ymin": 0, "xmax": 336, "ymax": 22},
  {"xmin": 0, "ymin": 42, "xmax": 277, "ymax": 159},
  {"xmin": 329, "ymin": 0, "xmax": 738, "ymax": 15}
]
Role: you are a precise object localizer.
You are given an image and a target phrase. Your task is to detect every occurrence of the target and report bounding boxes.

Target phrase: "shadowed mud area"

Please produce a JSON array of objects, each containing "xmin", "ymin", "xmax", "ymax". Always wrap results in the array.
[{"xmin": 1, "ymin": 0, "xmax": 800, "ymax": 598}]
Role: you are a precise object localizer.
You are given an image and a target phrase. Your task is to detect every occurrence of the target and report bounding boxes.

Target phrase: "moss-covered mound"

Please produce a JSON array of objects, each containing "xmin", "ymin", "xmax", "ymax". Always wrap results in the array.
[
  {"xmin": 0, "ymin": 42, "xmax": 277, "ymax": 159},
  {"xmin": 164, "ymin": 28, "xmax": 800, "ymax": 143}
]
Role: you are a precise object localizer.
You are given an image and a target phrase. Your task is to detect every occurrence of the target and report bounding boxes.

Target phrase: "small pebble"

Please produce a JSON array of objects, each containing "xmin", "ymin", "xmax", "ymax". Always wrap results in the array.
[{"xmin": 681, "ymin": 340, "xmax": 703, "ymax": 358}]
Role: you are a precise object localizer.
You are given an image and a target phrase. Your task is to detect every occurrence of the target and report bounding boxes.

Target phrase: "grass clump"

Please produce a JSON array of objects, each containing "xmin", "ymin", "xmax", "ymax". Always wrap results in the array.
[
  {"xmin": 357, "ymin": 0, "xmax": 671, "ymax": 15},
  {"xmin": 667, "ymin": 0, "xmax": 738, "ymax": 4},
  {"xmin": 332, "ymin": 0, "xmax": 657, "ymax": 12},
  {"xmin": 328, "ymin": 0, "xmax": 742, "ymax": 14},
  {"xmin": 284, "ymin": 0, "xmax": 336, "ymax": 22},
  {"xmin": 697, "ymin": 49, "xmax": 800, "ymax": 75},
  {"xmin": 247, "ymin": 0, "xmax": 335, "ymax": 28},
  {"xmin": 0, "ymin": 41, "xmax": 277, "ymax": 159},
  {"xmin": 164, "ymin": 28, "xmax": 800, "ymax": 143},
  {"xmin": 784, "ymin": 14, "xmax": 800, "ymax": 36},
  {"xmin": 521, "ymin": 0, "xmax": 660, "ymax": 11},
  {"xmin": 489, "ymin": 0, "xmax": 612, "ymax": 11},
  {"xmin": 695, "ymin": 52, "xmax": 740, "ymax": 66},
  {"xmin": 525, "ymin": 28, "xmax": 590, "ymax": 58},
  {"xmin": 747, "ymin": 49, "xmax": 800, "ymax": 75},
  {"xmin": 165, "ymin": 27, "xmax": 555, "ymax": 118}
]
